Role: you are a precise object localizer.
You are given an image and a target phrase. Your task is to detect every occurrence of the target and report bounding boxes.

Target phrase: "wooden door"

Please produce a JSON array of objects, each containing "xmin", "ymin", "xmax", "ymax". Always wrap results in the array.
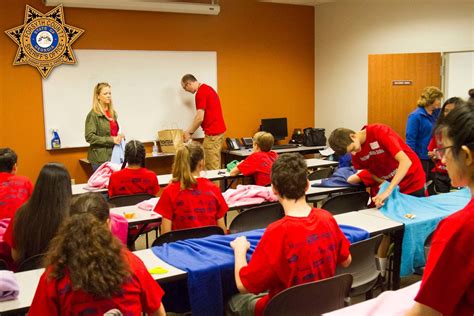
[{"xmin": 368, "ymin": 53, "xmax": 441, "ymax": 139}]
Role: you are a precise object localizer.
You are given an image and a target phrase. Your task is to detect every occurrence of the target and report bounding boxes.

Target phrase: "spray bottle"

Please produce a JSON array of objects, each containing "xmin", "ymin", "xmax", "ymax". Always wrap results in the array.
[
  {"xmin": 152, "ymin": 141, "xmax": 159, "ymax": 157},
  {"xmin": 51, "ymin": 129, "xmax": 61, "ymax": 149}
]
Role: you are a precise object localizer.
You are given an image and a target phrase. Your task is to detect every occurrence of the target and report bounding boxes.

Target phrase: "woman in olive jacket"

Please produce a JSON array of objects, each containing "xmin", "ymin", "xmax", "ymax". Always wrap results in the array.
[{"xmin": 85, "ymin": 83, "xmax": 125, "ymax": 171}]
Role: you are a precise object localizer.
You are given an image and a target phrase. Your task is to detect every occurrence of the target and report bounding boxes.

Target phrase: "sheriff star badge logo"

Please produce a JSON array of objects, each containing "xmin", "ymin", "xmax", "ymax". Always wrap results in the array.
[{"xmin": 4, "ymin": 5, "xmax": 84, "ymax": 78}]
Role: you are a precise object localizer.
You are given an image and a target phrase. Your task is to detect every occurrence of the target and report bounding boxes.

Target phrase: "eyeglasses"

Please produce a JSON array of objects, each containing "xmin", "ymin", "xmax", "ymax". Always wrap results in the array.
[{"xmin": 433, "ymin": 145, "xmax": 455, "ymax": 160}]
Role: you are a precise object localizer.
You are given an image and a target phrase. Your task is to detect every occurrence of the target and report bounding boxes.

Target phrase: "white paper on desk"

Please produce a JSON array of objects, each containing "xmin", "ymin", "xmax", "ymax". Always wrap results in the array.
[{"xmin": 319, "ymin": 147, "xmax": 335, "ymax": 156}]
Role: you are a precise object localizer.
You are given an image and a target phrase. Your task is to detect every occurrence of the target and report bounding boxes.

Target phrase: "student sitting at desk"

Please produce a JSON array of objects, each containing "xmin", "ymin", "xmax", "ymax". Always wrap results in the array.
[
  {"xmin": 153, "ymin": 142, "xmax": 228, "ymax": 234},
  {"xmin": 229, "ymin": 132, "xmax": 278, "ymax": 186},
  {"xmin": 329, "ymin": 123, "xmax": 426, "ymax": 208},
  {"xmin": 3, "ymin": 163, "xmax": 71, "ymax": 269},
  {"xmin": 108, "ymin": 140, "xmax": 159, "ymax": 197},
  {"xmin": 28, "ymin": 192, "xmax": 166, "ymax": 316},
  {"xmin": 0, "ymin": 148, "xmax": 33, "ymax": 221},
  {"xmin": 228, "ymin": 153, "xmax": 352, "ymax": 316},
  {"xmin": 407, "ymin": 102, "xmax": 474, "ymax": 316}
]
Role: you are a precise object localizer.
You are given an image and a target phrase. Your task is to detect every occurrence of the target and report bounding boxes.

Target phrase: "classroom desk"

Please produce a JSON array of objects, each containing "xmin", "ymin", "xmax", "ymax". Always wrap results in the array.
[
  {"xmin": 110, "ymin": 205, "xmax": 161, "ymax": 227},
  {"xmin": 0, "ymin": 250, "xmax": 186, "ymax": 315},
  {"xmin": 72, "ymin": 158, "xmax": 337, "ymax": 194},
  {"xmin": 222, "ymin": 145, "xmax": 326, "ymax": 164},
  {"xmin": 334, "ymin": 211, "xmax": 404, "ymax": 290}
]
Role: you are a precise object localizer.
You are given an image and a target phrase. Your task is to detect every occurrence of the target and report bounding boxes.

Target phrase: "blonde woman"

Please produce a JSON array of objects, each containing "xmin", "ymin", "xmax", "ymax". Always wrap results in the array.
[
  {"xmin": 85, "ymin": 82, "xmax": 125, "ymax": 171},
  {"xmin": 406, "ymin": 86, "xmax": 443, "ymax": 181}
]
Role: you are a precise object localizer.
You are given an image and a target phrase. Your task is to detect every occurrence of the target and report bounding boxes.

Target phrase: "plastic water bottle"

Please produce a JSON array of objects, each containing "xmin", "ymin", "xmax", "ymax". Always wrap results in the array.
[
  {"xmin": 152, "ymin": 141, "xmax": 159, "ymax": 157},
  {"xmin": 51, "ymin": 129, "xmax": 61, "ymax": 149}
]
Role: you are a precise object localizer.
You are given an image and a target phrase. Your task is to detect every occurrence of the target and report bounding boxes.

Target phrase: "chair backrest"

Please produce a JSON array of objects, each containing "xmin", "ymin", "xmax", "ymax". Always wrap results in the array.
[
  {"xmin": 108, "ymin": 193, "xmax": 156, "ymax": 207},
  {"xmin": 424, "ymin": 230, "xmax": 435, "ymax": 260},
  {"xmin": 264, "ymin": 273, "xmax": 353, "ymax": 316},
  {"xmin": 229, "ymin": 203, "xmax": 285, "ymax": 234},
  {"xmin": 335, "ymin": 234, "xmax": 382, "ymax": 295},
  {"xmin": 18, "ymin": 253, "xmax": 46, "ymax": 272},
  {"xmin": 308, "ymin": 167, "xmax": 333, "ymax": 181},
  {"xmin": 152, "ymin": 226, "xmax": 225, "ymax": 247},
  {"xmin": 321, "ymin": 191, "xmax": 370, "ymax": 215}
]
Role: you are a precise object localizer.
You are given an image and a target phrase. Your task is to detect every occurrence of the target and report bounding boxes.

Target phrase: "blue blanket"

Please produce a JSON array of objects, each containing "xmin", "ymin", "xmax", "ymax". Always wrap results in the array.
[
  {"xmin": 152, "ymin": 226, "xmax": 369, "ymax": 316},
  {"xmin": 378, "ymin": 182, "xmax": 471, "ymax": 276},
  {"xmin": 311, "ymin": 167, "xmax": 363, "ymax": 188}
]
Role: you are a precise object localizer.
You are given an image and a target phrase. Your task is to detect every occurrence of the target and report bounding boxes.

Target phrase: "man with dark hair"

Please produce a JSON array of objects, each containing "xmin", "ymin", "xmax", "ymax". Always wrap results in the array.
[
  {"xmin": 228, "ymin": 153, "xmax": 351, "ymax": 316},
  {"xmin": 181, "ymin": 74, "xmax": 226, "ymax": 170},
  {"xmin": 328, "ymin": 124, "xmax": 425, "ymax": 208},
  {"xmin": 0, "ymin": 148, "xmax": 33, "ymax": 220}
]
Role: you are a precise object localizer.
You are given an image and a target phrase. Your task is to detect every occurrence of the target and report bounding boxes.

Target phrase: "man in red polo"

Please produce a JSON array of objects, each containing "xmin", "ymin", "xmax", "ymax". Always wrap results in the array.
[{"xmin": 181, "ymin": 74, "xmax": 226, "ymax": 170}]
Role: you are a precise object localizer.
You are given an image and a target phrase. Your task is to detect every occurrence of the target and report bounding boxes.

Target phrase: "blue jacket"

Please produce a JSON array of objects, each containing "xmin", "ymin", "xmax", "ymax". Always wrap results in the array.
[{"xmin": 406, "ymin": 107, "xmax": 439, "ymax": 160}]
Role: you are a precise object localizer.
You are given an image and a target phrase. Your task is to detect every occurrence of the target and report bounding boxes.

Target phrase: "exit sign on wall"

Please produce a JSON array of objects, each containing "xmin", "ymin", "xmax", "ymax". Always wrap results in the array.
[{"xmin": 392, "ymin": 80, "xmax": 413, "ymax": 86}]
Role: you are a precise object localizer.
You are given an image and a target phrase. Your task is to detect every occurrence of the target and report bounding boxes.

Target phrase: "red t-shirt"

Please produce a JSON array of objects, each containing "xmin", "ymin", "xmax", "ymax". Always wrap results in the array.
[
  {"xmin": 240, "ymin": 208, "xmax": 351, "ymax": 316},
  {"xmin": 153, "ymin": 178, "xmax": 228, "ymax": 230},
  {"xmin": 414, "ymin": 198, "xmax": 474, "ymax": 316},
  {"xmin": 427, "ymin": 136, "xmax": 447, "ymax": 173},
  {"xmin": 195, "ymin": 84, "xmax": 226, "ymax": 136},
  {"xmin": 108, "ymin": 168, "xmax": 159, "ymax": 197},
  {"xmin": 352, "ymin": 124, "xmax": 425, "ymax": 194},
  {"xmin": 28, "ymin": 250, "xmax": 164, "ymax": 316},
  {"xmin": 0, "ymin": 172, "xmax": 33, "ymax": 220},
  {"xmin": 237, "ymin": 151, "xmax": 278, "ymax": 186},
  {"xmin": 105, "ymin": 110, "xmax": 119, "ymax": 137}
]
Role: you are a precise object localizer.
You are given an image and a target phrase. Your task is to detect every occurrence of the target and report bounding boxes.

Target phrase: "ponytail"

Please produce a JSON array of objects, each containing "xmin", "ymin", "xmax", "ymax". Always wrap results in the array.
[
  {"xmin": 172, "ymin": 142, "xmax": 204, "ymax": 190},
  {"xmin": 122, "ymin": 140, "xmax": 146, "ymax": 169},
  {"xmin": 46, "ymin": 194, "xmax": 130, "ymax": 298}
]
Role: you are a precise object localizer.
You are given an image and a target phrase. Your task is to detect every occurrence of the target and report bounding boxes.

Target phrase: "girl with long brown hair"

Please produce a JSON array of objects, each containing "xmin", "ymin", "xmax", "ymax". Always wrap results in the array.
[
  {"xmin": 153, "ymin": 141, "xmax": 228, "ymax": 234},
  {"xmin": 28, "ymin": 193, "xmax": 166, "ymax": 315}
]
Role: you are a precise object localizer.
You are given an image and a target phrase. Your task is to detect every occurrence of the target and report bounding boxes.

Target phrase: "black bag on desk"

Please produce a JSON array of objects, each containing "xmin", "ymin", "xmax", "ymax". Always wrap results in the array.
[{"xmin": 303, "ymin": 128, "xmax": 326, "ymax": 146}]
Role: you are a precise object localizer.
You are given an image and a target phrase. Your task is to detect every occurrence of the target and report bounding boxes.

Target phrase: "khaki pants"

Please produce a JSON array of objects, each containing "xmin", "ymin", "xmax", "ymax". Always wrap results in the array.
[
  {"xmin": 203, "ymin": 133, "xmax": 224, "ymax": 170},
  {"xmin": 226, "ymin": 293, "xmax": 267, "ymax": 316}
]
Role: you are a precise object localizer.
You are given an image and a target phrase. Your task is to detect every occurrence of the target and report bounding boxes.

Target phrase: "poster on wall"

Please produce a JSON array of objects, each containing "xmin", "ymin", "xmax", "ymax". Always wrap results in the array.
[{"xmin": 4, "ymin": 5, "xmax": 84, "ymax": 78}]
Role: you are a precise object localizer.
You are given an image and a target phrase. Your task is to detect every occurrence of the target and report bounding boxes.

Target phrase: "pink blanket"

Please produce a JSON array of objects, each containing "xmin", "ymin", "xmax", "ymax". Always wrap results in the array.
[
  {"xmin": 324, "ymin": 281, "xmax": 420, "ymax": 316},
  {"xmin": 136, "ymin": 198, "xmax": 159, "ymax": 211},
  {"xmin": 223, "ymin": 185, "xmax": 278, "ymax": 206},
  {"xmin": 109, "ymin": 213, "xmax": 128, "ymax": 245},
  {"xmin": 86, "ymin": 162, "xmax": 121, "ymax": 189}
]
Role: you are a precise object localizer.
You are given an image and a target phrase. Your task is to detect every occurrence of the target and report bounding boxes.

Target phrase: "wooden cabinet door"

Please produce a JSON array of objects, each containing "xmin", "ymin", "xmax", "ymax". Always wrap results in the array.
[{"xmin": 368, "ymin": 53, "xmax": 441, "ymax": 139}]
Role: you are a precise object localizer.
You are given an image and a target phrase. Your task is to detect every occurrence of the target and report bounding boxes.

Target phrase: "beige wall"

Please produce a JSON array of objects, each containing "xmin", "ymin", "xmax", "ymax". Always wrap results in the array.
[{"xmin": 314, "ymin": 1, "xmax": 474, "ymax": 134}]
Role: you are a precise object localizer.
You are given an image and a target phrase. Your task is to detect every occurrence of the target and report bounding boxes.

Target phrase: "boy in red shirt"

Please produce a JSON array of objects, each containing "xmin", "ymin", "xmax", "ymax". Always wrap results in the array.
[
  {"xmin": 154, "ymin": 142, "xmax": 228, "ymax": 234},
  {"xmin": 229, "ymin": 132, "xmax": 278, "ymax": 186},
  {"xmin": 0, "ymin": 148, "xmax": 33, "ymax": 220},
  {"xmin": 329, "ymin": 124, "xmax": 426, "ymax": 208},
  {"xmin": 228, "ymin": 153, "xmax": 352, "ymax": 316},
  {"xmin": 108, "ymin": 140, "xmax": 159, "ymax": 197}
]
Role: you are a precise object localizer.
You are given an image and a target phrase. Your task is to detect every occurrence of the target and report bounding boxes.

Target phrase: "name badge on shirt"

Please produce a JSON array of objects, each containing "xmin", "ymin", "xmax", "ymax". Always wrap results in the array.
[{"xmin": 369, "ymin": 141, "xmax": 380, "ymax": 150}]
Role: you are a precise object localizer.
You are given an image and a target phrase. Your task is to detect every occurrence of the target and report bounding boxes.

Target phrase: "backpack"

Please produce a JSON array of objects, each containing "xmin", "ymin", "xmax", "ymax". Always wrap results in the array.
[{"xmin": 303, "ymin": 128, "xmax": 327, "ymax": 146}]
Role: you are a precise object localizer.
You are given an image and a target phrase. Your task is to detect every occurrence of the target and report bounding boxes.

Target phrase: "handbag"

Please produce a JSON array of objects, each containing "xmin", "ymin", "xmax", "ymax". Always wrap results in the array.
[{"xmin": 303, "ymin": 128, "xmax": 327, "ymax": 146}]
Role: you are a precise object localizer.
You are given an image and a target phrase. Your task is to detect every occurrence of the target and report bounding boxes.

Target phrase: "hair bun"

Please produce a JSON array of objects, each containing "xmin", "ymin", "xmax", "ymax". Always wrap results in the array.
[{"xmin": 469, "ymin": 88, "xmax": 474, "ymax": 98}]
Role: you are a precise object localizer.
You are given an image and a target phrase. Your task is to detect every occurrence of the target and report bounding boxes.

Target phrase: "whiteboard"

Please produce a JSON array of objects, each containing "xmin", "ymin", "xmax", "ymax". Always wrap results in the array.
[
  {"xmin": 443, "ymin": 51, "xmax": 474, "ymax": 100},
  {"xmin": 42, "ymin": 49, "xmax": 217, "ymax": 149}
]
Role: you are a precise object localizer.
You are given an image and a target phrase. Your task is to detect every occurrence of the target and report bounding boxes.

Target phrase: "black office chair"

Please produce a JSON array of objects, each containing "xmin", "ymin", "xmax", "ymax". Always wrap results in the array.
[
  {"xmin": 320, "ymin": 191, "xmax": 370, "ymax": 215},
  {"xmin": 229, "ymin": 203, "xmax": 285, "ymax": 234},
  {"xmin": 307, "ymin": 167, "xmax": 334, "ymax": 206},
  {"xmin": 263, "ymin": 274, "xmax": 353, "ymax": 316},
  {"xmin": 152, "ymin": 226, "xmax": 225, "ymax": 247},
  {"xmin": 109, "ymin": 193, "xmax": 158, "ymax": 248},
  {"xmin": 17, "ymin": 253, "xmax": 46, "ymax": 272},
  {"xmin": 108, "ymin": 193, "xmax": 156, "ymax": 207},
  {"xmin": 335, "ymin": 234, "xmax": 383, "ymax": 299}
]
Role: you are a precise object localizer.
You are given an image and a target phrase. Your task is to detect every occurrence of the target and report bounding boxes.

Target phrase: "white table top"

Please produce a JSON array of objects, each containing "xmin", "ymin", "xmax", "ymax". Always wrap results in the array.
[
  {"xmin": 334, "ymin": 211, "xmax": 403, "ymax": 235},
  {"xmin": 0, "ymin": 250, "xmax": 186, "ymax": 313},
  {"xmin": 110, "ymin": 205, "xmax": 161, "ymax": 225},
  {"xmin": 225, "ymin": 145, "xmax": 326, "ymax": 157}
]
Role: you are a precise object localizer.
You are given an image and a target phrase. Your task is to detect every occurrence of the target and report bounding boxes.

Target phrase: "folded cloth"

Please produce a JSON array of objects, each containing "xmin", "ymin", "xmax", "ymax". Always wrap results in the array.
[
  {"xmin": 0, "ymin": 270, "xmax": 19, "ymax": 302},
  {"xmin": 137, "ymin": 198, "xmax": 159, "ymax": 211},
  {"xmin": 223, "ymin": 185, "xmax": 278, "ymax": 206},
  {"xmin": 378, "ymin": 182, "xmax": 471, "ymax": 276},
  {"xmin": 312, "ymin": 167, "xmax": 363, "ymax": 188},
  {"xmin": 152, "ymin": 225, "xmax": 369, "ymax": 316},
  {"xmin": 87, "ymin": 162, "xmax": 121, "ymax": 189},
  {"xmin": 109, "ymin": 213, "xmax": 128, "ymax": 245},
  {"xmin": 111, "ymin": 139, "xmax": 126, "ymax": 165},
  {"xmin": 324, "ymin": 281, "xmax": 420, "ymax": 315}
]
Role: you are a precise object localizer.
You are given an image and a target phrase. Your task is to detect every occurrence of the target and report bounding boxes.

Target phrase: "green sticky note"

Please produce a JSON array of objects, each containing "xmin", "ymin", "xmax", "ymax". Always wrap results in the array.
[{"xmin": 149, "ymin": 266, "xmax": 168, "ymax": 275}]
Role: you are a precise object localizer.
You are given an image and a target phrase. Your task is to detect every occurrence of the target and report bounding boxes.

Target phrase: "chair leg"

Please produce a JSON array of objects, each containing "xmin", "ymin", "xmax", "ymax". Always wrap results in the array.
[{"xmin": 146, "ymin": 232, "xmax": 149, "ymax": 248}]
